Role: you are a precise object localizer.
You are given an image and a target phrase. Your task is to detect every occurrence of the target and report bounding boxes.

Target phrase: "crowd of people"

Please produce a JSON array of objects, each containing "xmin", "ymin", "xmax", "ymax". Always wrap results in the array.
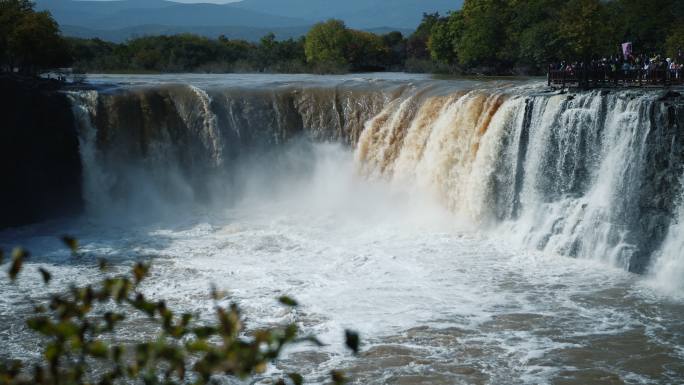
[{"xmin": 549, "ymin": 48, "xmax": 683, "ymax": 85}]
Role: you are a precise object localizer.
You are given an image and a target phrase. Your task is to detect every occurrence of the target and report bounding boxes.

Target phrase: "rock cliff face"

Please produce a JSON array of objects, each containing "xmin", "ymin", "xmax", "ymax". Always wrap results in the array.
[
  {"xmin": 0, "ymin": 76, "xmax": 83, "ymax": 229},
  {"xmin": 632, "ymin": 96, "xmax": 684, "ymax": 272}
]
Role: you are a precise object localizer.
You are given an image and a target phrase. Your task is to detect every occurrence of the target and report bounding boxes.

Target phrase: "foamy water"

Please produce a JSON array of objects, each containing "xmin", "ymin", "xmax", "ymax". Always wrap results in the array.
[
  {"xmin": 2, "ymin": 74, "xmax": 684, "ymax": 384},
  {"xmin": 1, "ymin": 144, "xmax": 683, "ymax": 385}
]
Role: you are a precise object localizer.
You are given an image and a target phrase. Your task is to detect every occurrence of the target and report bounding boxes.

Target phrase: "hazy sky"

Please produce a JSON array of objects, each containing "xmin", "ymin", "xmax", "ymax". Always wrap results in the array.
[{"xmin": 86, "ymin": 0, "xmax": 239, "ymax": 2}]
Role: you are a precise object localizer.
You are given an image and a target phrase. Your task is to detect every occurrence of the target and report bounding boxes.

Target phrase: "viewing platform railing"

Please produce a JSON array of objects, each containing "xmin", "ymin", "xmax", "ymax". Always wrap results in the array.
[{"xmin": 548, "ymin": 68, "xmax": 683, "ymax": 88}]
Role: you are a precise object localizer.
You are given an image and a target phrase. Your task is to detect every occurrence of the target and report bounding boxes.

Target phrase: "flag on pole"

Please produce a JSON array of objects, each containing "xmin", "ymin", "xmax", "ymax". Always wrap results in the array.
[{"xmin": 622, "ymin": 42, "xmax": 633, "ymax": 60}]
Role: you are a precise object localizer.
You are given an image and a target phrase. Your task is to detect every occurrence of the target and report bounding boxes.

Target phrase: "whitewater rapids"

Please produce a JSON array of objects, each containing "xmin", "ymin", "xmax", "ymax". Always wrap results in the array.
[{"xmin": 0, "ymin": 74, "xmax": 683, "ymax": 384}]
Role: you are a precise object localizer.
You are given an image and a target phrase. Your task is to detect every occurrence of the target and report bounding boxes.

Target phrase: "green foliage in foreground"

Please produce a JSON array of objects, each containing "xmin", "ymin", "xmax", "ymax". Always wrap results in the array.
[{"xmin": 0, "ymin": 238, "xmax": 359, "ymax": 385}]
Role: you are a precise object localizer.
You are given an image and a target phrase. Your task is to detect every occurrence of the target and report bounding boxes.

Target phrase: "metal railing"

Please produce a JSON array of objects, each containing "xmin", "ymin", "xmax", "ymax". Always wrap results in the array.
[{"xmin": 548, "ymin": 68, "xmax": 683, "ymax": 88}]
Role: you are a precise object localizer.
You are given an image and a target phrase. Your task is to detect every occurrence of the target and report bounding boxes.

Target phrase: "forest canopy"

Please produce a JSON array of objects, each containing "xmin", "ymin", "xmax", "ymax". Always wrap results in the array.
[
  {"xmin": 1, "ymin": 0, "xmax": 682, "ymax": 75},
  {"xmin": 426, "ymin": 0, "xmax": 684, "ymax": 73},
  {"xmin": 67, "ymin": 20, "xmax": 405, "ymax": 74}
]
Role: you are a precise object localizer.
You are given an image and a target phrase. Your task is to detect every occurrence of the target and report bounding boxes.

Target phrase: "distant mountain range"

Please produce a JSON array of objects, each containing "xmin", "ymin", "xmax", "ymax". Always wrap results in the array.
[
  {"xmin": 233, "ymin": 0, "xmax": 460, "ymax": 29},
  {"xmin": 35, "ymin": 0, "xmax": 462, "ymax": 42}
]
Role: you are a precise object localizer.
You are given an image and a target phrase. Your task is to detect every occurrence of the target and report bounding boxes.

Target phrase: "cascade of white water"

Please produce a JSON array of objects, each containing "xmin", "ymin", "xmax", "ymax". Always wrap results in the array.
[
  {"xmin": 508, "ymin": 93, "xmax": 654, "ymax": 269},
  {"xmin": 354, "ymin": 85, "xmax": 679, "ymax": 276},
  {"xmin": 67, "ymin": 91, "xmax": 116, "ymax": 217},
  {"xmin": 651, "ymin": 176, "xmax": 684, "ymax": 295},
  {"xmin": 184, "ymin": 85, "xmax": 223, "ymax": 167},
  {"xmin": 460, "ymin": 95, "xmax": 521, "ymax": 224},
  {"xmin": 66, "ymin": 80, "xmax": 683, "ymax": 285}
]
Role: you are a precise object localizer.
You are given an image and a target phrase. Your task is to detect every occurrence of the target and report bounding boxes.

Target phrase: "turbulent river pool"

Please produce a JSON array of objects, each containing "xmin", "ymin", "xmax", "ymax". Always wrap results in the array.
[{"xmin": 1, "ymin": 74, "xmax": 683, "ymax": 385}]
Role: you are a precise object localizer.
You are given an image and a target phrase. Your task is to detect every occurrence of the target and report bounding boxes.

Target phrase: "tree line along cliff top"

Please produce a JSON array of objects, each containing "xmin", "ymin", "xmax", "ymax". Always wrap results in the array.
[{"xmin": 1, "ymin": 0, "xmax": 682, "ymax": 76}]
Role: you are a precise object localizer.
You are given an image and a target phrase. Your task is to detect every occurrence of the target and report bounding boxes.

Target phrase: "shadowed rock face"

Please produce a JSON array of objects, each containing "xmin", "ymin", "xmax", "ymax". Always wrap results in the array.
[
  {"xmin": 0, "ymin": 76, "xmax": 83, "ymax": 229},
  {"xmin": 631, "ymin": 99, "xmax": 684, "ymax": 272}
]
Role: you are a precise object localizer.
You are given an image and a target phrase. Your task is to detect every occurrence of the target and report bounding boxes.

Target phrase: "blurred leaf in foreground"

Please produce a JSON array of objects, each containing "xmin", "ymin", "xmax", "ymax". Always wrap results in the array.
[
  {"xmin": 0, "ymin": 238, "xmax": 359, "ymax": 385},
  {"xmin": 331, "ymin": 370, "xmax": 347, "ymax": 385},
  {"xmin": 38, "ymin": 268, "xmax": 51, "ymax": 284},
  {"xmin": 8, "ymin": 248, "xmax": 29, "ymax": 281},
  {"xmin": 345, "ymin": 330, "xmax": 360, "ymax": 354},
  {"xmin": 278, "ymin": 296, "xmax": 299, "ymax": 307},
  {"xmin": 61, "ymin": 236, "xmax": 78, "ymax": 253}
]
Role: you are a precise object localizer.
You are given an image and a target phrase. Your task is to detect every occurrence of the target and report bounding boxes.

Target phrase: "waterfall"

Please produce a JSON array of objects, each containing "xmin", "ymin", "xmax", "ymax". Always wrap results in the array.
[
  {"xmin": 651, "ymin": 175, "xmax": 684, "ymax": 295},
  {"xmin": 67, "ymin": 80, "xmax": 684, "ymax": 278},
  {"xmin": 68, "ymin": 90, "xmax": 113, "ymax": 216},
  {"xmin": 504, "ymin": 92, "xmax": 656, "ymax": 270},
  {"xmin": 66, "ymin": 82, "xmax": 394, "ymax": 218},
  {"xmin": 177, "ymin": 85, "xmax": 223, "ymax": 167},
  {"xmin": 355, "ymin": 86, "xmax": 684, "ymax": 274}
]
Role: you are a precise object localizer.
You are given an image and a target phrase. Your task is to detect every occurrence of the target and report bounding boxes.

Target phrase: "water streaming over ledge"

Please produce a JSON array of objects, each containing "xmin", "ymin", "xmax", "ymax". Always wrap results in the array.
[
  {"xmin": 67, "ymin": 75, "xmax": 684, "ymax": 280},
  {"xmin": 360, "ymin": 87, "xmax": 684, "ymax": 276}
]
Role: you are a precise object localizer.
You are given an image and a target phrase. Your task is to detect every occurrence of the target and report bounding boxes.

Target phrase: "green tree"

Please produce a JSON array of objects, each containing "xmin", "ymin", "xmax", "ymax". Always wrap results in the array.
[
  {"xmin": 256, "ymin": 32, "xmax": 277, "ymax": 70},
  {"xmin": 407, "ymin": 12, "xmax": 441, "ymax": 60},
  {"xmin": 607, "ymin": 0, "xmax": 678, "ymax": 56},
  {"xmin": 9, "ymin": 10, "xmax": 70, "ymax": 74},
  {"xmin": 456, "ymin": 0, "xmax": 511, "ymax": 68},
  {"xmin": 217, "ymin": 36, "xmax": 254, "ymax": 63},
  {"xmin": 516, "ymin": 21, "xmax": 564, "ymax": 67},
  {"xmin": 0, "ymin": 0, "xmax": 32, "ymax": 70},
  {"xmin": 428, "ymin": 12, "xmax": 463, "ymax": 64},
  {"xmin": 345, "ymin": 29, "xmax": 387, "ymax": 70},
  {"xmin": 381, "ymin": 31, "xmax": 407, "ymax": 69},
  {"xmin": 0, "ymin": 0, "xmax": 70, "ymax": 74},
  {"xmin": 558, "ymin": 0, "xmax": 612, "ymax": 60},
  {"xmin": 304, "ymin": 19, "xmax": 350, "ymax": 66},
  {"xmin": 506, "ymin": 0, "xmax": 565, "ymax": 69},
  {"xmin": 665, "ymin": 23, "xmax": 684, "ymax": 59}
]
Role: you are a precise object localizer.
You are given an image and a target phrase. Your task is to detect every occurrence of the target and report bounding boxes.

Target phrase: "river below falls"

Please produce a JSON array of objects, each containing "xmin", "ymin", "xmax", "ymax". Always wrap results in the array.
[{"xmin": 1, "ymin": 142, "xmax": 683, "ymax": 385}]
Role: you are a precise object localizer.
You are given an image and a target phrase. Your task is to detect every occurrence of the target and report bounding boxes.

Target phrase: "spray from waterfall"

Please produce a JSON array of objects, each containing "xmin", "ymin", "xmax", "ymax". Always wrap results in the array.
[
  {"xmin": 651, "ymin": 175, "xmax": 684, "ymax": 295},
  {"xmin": 354, "ymin": 86, "xmax": 683, "ymax": 277},
  {"xmin": 68, "ymin": 91, "xmax": 113, "ymax": 216},
  {"xmin": 67, "ymin": 80, "xmax": 684, "ymax": 288}
]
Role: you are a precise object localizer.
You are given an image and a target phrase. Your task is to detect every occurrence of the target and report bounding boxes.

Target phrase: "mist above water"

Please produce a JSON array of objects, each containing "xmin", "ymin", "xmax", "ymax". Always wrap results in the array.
[{"xmin": 1, "ymin": 74, "xmax": 683, "ymax": 384}]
